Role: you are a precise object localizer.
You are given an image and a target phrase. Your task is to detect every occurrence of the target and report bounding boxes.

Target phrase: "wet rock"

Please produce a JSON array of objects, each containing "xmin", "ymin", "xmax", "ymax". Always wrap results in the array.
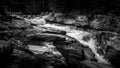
[
  {"xmin": 83, "ymin": 48, "xmax": 96, "ymax": 61},
  {"xmin": 94, "ymin": 31, "xmax": 120, "ymax": 67},
  {"xmin": 80, "ymin": 60, "xmax": 114, "ymax": 68},
  {"xmin": 1, "ymin": 12, "xmax": 120, "ymax": 68},
  {"xmin": 11, "ymin": 48, "xmax": 48, "ymax": 68},
  {"xmin": 11, "ymin": 19, "xmax": 31, "ymax": 29},
  {"xmin": 27, "ymin": 42, "xmax": 66, "ymax": 66},
  {"xmin": 54, "ymin": 37, "xmax": 84, "ymax": 65}
]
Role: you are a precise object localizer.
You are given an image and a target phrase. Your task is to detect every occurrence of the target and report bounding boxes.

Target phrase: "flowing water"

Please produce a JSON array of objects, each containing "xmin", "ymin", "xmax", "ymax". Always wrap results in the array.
[{"xmin": 26, "ymin": 14, "xmax": 109, "ymax": 64}]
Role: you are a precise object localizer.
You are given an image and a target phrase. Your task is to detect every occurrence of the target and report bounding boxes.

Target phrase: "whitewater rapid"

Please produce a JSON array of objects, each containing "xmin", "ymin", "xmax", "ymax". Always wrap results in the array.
[
  {"xmin": 39, "ymin": 23, "xmax": 109, "ymax": 64},
  {"xmin": 26, "ymin": 14, "xmax": 109, "ymax": 64}
]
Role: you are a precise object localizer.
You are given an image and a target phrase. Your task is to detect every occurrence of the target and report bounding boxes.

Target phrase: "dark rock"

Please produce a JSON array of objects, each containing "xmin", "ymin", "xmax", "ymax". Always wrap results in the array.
[
  {"xmin": 105, "ymin": 46, "xmax": 120, "ymax": 68},
  {"xmin": 54, "ymin": 37, "xmax": 85, "ymax": 65},
  {"xmin": 95, "ymin": 31, "xmax": 120, "ymax": 67},
  {"xmin": 1, "ymin": 12, "xmax": 120, "ymax": 68},
  {"xmin": 80, "ymin": 60, "xmax": 114, "ymax": 68},
  {"xmin": 0, "ymin": 40, "xmax": 14, "ymax": 68},
  {"xmin": 11, "ymin": 19, "xmax": 31, "ymax": 29},
  {"xmin": 83, "ymin": 48, "xmax": 96, "ymax": 61}
]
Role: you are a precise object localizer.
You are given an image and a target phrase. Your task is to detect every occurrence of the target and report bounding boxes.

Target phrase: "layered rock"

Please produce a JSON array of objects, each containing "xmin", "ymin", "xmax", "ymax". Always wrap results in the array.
[{"xmin": 0, "ymin": 13, "xmax": 120, "ymax": 68}]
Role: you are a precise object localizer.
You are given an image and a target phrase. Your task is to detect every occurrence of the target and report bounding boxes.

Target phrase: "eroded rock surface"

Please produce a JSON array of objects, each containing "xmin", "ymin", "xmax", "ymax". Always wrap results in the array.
[{"xmin": 0, "ymin": 13, "xmax": 120, "ymax": 68}]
